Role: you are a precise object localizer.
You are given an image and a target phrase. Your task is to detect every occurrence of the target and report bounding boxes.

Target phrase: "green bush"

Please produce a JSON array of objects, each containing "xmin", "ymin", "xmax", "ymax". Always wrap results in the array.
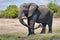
[
  {"xmin": 54, "ymin": 12, "xmax": 60, "ymax": 18},
  {"xmin": 1, "ymin": 4, "xmax": 60, "ymax": 18},
  {"xmin": 48, "ymin": 3, "xmax": 60, "ymax": 18},
  {"xmin": 0, "ymin": 10, "xmax": 4, "ymax": 18},
  {"xmin": 3, "ymin": 5, "xmax": 18, "ymax": 18}
]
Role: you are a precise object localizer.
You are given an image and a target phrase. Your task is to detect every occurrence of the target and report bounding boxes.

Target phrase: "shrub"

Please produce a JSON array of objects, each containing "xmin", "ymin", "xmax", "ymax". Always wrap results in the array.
[{"xmin": 3, "ymin": 5, "xmax": 18, "ymax": 18}]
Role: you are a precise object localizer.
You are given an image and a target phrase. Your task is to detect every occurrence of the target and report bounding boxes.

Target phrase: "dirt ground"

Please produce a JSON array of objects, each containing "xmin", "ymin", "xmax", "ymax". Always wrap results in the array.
[{"xmin": 0, "ymin": 18, "xmax": 60, "ymax": 34}]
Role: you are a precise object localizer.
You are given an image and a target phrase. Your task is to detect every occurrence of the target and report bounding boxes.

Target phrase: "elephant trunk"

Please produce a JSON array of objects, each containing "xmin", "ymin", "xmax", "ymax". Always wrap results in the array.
[
  {"xmin": 18, "ymin": 9, "xmax": 42, "ymax": 29},
  {"xmin": 18, "ymin": 10, "xmax": 29, "ymax": 28},
  {"xmin": 19, "ymin": 19, "xmax": 28, "ymax": 27}
]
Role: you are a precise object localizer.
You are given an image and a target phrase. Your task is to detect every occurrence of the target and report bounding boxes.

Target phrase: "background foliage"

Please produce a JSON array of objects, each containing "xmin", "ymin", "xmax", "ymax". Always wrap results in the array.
[
  {"xmin": 0, "ymin": 2, "xmax": 60, "ymax": 18},
  {"xmin": 0, "ymin": 5, "xmax": 18, "ymax": 18},
  {"xmin": 48, "ymin": 3, "xmax": 60, "ymax": 17}
]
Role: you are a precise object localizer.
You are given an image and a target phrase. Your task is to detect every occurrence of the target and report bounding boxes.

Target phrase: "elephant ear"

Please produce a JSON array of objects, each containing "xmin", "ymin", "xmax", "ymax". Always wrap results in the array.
[{"xmin": 28, "ymin": 3, "xmax": 38, "ymax": 17}]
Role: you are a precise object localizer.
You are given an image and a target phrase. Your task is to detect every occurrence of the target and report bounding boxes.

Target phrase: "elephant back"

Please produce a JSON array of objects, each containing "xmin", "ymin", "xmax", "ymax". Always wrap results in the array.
[
  {"xmin": 38, "ymin": 5, "xmax": 50, "ymax": 14},
  {"xmin": 38, "ymin": 5, "xmax": 51, "ymax": 19}
]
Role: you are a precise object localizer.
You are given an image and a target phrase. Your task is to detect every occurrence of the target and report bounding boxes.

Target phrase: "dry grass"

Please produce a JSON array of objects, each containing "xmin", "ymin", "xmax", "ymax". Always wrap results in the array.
[{"xmin": 0, "ymin": 18, "xmax": 60, "ymax": 40}]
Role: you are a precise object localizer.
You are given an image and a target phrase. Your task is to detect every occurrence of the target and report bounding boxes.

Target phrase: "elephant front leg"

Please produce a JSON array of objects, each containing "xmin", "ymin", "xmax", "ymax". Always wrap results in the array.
[
  {"xmin": 28, "ymin": 27, "xmax": 35, "ymax": 35},
  {"xmin": 28, "ymin": 18, "xmax": 35, "ymax": 35}
]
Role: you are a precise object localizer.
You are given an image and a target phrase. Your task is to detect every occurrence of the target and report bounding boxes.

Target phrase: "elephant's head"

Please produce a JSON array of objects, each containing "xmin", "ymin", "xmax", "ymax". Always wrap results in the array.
[
  {"xmin": 18, "ymin": 3, "xmax": 30, "ymax": 27},
  {"xmin": 18, "ymin": 3, "xmax": 38, "ymax": 28}
]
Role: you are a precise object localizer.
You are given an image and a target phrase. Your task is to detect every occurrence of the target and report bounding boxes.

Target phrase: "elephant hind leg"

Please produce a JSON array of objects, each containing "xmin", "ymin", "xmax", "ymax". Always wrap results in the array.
[
  {"xmin": 48, "ymin": 22, "xmax": 52, "ymax": 33},
  {"xmin": 48, "ymin": 18, "xmax": 52, "ymax": 33},
  {"xmin": 40, "ymin": 23, "xmax": 47, "ymax": 34}
]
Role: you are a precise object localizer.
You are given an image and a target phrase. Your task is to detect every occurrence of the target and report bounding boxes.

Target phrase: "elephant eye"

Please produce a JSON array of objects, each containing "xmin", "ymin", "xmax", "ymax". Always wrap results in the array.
[
  {"xmin": 23, "ymin": 6, "xmax": 25, "ymax": 7},
  {"xmin": 23, "ymin": 6, "xmax": 28, "ymax": 8}
]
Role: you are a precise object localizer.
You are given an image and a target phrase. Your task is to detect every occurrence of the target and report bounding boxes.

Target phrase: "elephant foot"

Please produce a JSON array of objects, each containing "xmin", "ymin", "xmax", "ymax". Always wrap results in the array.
[
  {"xmin": 28, "ymin": 33, "xmax": 35, "ymax": 36},
  {"xmin": 48, "ymin": 31, "xmax": 52, "ymax": 33},
  {"xmin": 40, "ymin": 32, "xmax": 45, "ymax": 34},
  {"xmin": 40, "ymin": 31, "xmax": 45, "ymax": 34}
]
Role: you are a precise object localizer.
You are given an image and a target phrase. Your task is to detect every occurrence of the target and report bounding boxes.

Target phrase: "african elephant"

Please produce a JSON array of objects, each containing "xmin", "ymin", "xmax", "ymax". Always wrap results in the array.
[{"xmin": 18, "ymin": 3, "xmax": 53, "ymax": 35}]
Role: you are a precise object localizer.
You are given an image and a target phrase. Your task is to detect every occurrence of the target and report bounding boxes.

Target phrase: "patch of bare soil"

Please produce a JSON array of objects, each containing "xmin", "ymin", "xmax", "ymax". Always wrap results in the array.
[{"xmin": 0, "ymin": 18, "xmax": 60, "ymax": 34}]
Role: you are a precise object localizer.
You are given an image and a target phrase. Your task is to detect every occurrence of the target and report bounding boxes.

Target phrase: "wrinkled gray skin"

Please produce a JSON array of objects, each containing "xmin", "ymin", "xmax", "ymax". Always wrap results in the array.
[{"xmin": 18, "ymin": 3, "xmax": 53, "ymax": 35}]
